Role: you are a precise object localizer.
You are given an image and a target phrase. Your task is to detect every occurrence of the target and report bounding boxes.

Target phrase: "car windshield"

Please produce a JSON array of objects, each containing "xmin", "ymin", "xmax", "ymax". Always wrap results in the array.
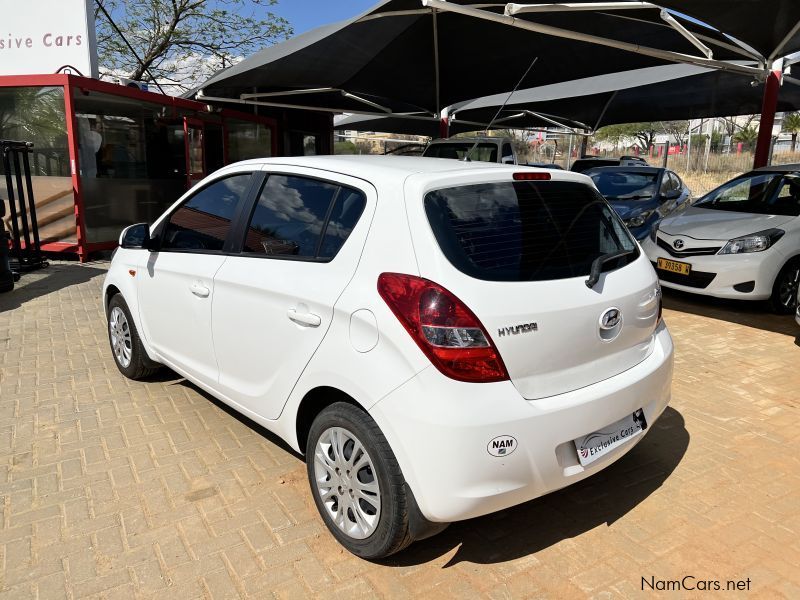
[
  {"xmin": 694, "ymin": 172, "xmax": 800, "ymax": 216},
  {"xmin": 424, "ymin": 142, "xmax": 498, "ymax": 163},
  {"xmin": 589, "ymin": 170, "xmax": 658, "ymax": 200},
  {"xmin": 425, "ymin": 180, "xmax": 638, "ymax": 282}
]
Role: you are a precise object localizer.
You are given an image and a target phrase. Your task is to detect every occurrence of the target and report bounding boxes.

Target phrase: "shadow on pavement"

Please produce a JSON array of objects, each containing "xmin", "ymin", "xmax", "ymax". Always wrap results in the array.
[
  {"xmin": 0, "ymin": 262, "xmax": 107, "ymax": 313},
  {"xmin": 175, "ymin": 378, "xmax": 304, "ymax": 460},
  {"xmin": 385, "ymin": 406, "xmax": 689, "ymax": 567},
  {"xmin": 662, "ymin": 287, "xmax": 799, "ymax": 337}
]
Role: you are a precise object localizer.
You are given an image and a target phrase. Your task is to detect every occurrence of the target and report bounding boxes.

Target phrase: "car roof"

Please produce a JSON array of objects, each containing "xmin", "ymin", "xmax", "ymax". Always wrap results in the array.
[
  {"xmin": 583, "ymin": 166, "xmax": 663, "ymax": 174},
  {"xmin": 222, "ymin": 154, "xmax": 587, "ymax": 185},
  {"xmin": 753, "ymin": 163, "xmax": 800, "ymax": 173}
]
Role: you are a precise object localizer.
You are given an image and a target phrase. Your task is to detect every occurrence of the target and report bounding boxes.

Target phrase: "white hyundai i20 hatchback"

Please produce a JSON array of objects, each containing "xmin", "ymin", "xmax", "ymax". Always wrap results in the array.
[{"xmin": 103, "ymin": 156, "xmax": 673, "ymax": 558}]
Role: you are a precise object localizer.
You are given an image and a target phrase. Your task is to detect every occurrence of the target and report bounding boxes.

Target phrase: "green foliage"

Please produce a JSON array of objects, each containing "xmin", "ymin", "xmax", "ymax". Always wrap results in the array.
[
  {"xmin": 334, "ymin": 141, "xmax": 357, "ymax": 155},
  {"xmin": 690, "ymin": 131, "xmax": 724, "ymax": 152},
  {"xmin": 783, "ymin": 112, "xmax": 800, "ymax": 151},
  {"xmin": 732, "ymin": 126, "xmax": 758, "ymax": 150},
  {"xmin": 594, "ymin": 122, "xmax": 660, "ymax": 151},
  {"xmin": 96, "ymin": 0, "xmax": 292, "ymax": 91}
]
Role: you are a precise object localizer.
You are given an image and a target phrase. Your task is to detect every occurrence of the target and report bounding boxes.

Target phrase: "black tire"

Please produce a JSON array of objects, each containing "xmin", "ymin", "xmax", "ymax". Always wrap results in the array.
[
  {"xmin": 770, "ymin": 259, "xmax": 800, "ymax": 314},
  {"xmin": 0, "ymin": 275, "xmax": 12, "ymax": 293},
  {"xmin": 106, "ymin": 294, "xmax": 160, "ymax": 380},
  {"xmin": 306, "ymin": 402, "xmax": 414, "ymax": 559}
]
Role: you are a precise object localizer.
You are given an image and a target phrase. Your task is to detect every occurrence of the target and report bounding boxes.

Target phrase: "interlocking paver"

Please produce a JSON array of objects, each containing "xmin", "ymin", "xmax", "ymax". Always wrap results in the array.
[{"xmin": 1, "ymin": 261, "xmax": 799, "ymax": 598}]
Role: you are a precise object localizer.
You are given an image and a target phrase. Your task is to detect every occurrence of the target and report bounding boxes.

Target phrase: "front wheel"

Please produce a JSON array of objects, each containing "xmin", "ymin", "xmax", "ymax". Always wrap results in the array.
[
  {"xmin": 306, "ymin": 402, "xmax": 414, "ymax": 559},
  {"xmin": 107, "ymin": 294, "xmax": 160, "ymax": 380},
  {"xmin": 770, "ymin": 260, "xmax": 800, "ymax": 314}
]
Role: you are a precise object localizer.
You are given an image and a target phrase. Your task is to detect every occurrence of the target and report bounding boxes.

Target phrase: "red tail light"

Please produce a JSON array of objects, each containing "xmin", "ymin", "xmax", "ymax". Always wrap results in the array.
[
  {"xmin": 377, "ymin": 273, "xmax": 509, "ymax": 383},
  {"xmin": 513, "ymin": 172, "xmax": 551, "ymax": 181}
]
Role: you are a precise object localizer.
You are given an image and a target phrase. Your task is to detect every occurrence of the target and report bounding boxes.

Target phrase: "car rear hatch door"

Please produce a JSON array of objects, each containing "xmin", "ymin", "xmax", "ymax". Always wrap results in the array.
[{"xmin": 406, "ymin": 172, "xmax": 662, "ymax": 400}]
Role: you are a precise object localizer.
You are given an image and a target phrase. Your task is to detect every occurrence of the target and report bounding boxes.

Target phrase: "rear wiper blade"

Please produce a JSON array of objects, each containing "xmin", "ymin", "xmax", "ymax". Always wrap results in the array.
[{"xmin": 585, "ymin": 249, "xmax": 636, "ymax": 289}]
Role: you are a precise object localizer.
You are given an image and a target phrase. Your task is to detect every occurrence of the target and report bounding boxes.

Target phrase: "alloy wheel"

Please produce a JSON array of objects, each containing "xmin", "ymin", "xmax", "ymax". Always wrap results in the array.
[
  {"xmin": 109, "ymin": 306, "xmax": 133, "ymax": 368},
  {"xmin": 778, "ymin": 266, "xmax": 800, "ymax": 309},
  {"xmin": 313, "ymin": 426, "xmax": 381, "ymax": 540}
]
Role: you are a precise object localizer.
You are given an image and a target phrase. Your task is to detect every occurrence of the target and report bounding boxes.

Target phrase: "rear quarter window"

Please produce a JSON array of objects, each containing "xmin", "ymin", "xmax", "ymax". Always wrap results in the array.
[{"xmin": 424, "ymin": 180, "xmax": 638, "ymax": 282}]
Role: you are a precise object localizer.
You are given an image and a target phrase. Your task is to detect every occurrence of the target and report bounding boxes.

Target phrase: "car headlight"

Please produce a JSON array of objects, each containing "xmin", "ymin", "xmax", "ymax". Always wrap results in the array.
[
  {"xmin": 625, "ymin": 210, "xmax": 654, "ymax": 229},
  {"xmin": 649, "ymin": 220, "xmax": 661, "ymax": 243},
  {"xmin": 717, "ymin": 228, "xmax": 784, "ymax": 255}
]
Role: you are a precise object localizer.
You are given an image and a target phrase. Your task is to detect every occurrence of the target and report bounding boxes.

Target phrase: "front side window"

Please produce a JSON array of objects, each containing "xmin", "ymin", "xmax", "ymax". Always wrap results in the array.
[
  {"xmin": 695, "ymin": 172, "xmax": 800, "ymax": 216},
  {"xmin": 242, "ymin": 175, "xmax": 366, "ymax": 259},
  {"xmin": 425, "ymin": 181, "xmax": 638, "ymax": 282},
  {"xmin": 162, "ymin": 173, "xmax": 251, "ymax": 251}
]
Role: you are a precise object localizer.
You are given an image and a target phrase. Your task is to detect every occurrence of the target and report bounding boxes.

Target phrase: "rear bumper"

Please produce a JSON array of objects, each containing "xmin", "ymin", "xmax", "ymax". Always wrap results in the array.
[{"xmin": 369, "ymin": 322, "xmax": 674, "ymax": 523}]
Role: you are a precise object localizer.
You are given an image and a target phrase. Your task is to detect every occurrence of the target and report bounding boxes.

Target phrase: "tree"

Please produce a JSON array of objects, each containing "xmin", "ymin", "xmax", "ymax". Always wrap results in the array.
[
  {"xmin": 334, "ymin": 141, "xmax": 358, "ymax": 155},
  {"xmin": 595, "ymin": 122, "xmax": 660, "ymax": 153},
  {"xmin": 783, "ymin": 112, "xmax": 800, "ymax": 152},
  {"xmin": 732, "ymin": 126, "xmax": 759, "ymax": 151},
  {"xmin": 660, "ymin": 120, "xmax": 689, "ymax": 148},
  {"xmin": 95, "ymin": 0, "xmax": 292, "ymax": 91}
]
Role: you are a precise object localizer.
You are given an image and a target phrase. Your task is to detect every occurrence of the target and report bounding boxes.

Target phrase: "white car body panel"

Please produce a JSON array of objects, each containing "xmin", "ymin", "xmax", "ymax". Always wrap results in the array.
[{"xmin": 103, "ymin": 155, "xmax": 673, "ymax": 524}]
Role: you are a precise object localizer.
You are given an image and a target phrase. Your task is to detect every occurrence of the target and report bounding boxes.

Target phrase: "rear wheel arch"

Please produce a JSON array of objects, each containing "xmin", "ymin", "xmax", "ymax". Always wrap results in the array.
[{"xmin": 295, "ymin": 386, "xmax": 363, "ymax": 455}]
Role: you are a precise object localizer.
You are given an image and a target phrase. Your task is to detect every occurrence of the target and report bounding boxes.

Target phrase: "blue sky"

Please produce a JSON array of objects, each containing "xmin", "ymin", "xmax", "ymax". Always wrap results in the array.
[{"xmin": 272, "ymin": 1, "xmax": 378, "ymax": 35}]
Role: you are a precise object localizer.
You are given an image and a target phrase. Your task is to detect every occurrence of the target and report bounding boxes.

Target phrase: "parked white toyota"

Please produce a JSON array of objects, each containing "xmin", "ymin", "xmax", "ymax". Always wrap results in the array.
[
  {"xmin": 643, "ymin": 165, "xmax": 800, "ymax": 313},
  {"xmin": 103, "ymin": 156, "xmax": 673, "ymax": 558}
]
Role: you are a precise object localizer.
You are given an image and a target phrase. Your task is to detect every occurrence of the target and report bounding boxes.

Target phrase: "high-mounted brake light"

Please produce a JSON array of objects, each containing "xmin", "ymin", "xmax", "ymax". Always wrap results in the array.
[
  {"xmin": 377, "ymin": 273, "xmax": 509, "ymax": 383},
  {"xmin": 513, "ymin": 172, "xmax": 551, "ymax": 181}
]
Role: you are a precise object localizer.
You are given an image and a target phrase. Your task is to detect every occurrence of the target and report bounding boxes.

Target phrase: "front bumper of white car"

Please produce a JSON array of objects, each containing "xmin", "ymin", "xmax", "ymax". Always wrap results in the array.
[
  {"xmin": 641, "ymin": 234, "xmax": 783, "ymax": 300},
  {"xmin": 369, "ymin": 321, "xmax": 673, "ymax": 523}
]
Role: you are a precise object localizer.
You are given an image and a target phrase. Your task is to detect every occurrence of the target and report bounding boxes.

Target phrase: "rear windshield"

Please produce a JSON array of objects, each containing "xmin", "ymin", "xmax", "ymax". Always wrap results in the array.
[
  {"xmin": 589, "ymin": 170, "xmax": 658, "ymax": 200},
  {"xmin": 424, "ymin": 143, "xmax": 498, "ymax": 163},
  {"xmin": 424, "ymin": 181, "xmax": 638, "ymax": 282}
]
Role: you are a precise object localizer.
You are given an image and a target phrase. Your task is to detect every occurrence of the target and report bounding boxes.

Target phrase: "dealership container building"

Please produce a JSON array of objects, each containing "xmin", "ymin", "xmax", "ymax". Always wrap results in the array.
[{"xmin": 0, "ymin": 74, "xmax": 333, "ymax": 260}]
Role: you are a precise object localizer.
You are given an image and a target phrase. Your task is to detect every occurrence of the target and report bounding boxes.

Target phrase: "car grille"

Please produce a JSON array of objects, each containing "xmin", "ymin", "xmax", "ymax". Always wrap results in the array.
[
  {"xmin": 651, "ymin": 262, "xmax": 716, "ymax": 289},
  {"xmin": 657, "ymin": 237, "xmax": 721, "ymax": 258}
]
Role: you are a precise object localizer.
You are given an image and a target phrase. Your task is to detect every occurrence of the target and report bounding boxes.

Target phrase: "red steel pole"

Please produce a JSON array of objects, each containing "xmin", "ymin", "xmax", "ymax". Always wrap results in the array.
[
  {"xmin": 753, "ymin": 70, "xmax": 781, "ymax": 169},
  {"xmin": 439, "ymin": 116, "xmax": 449, "ymax": 139}
]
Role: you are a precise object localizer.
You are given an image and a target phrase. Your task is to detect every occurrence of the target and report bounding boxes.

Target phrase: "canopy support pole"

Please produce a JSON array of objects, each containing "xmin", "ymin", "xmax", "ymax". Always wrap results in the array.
[
  {"xmin": 754, "ymin": 70, "xmax": 781, "ymax": 168},
  {"xmin": 432, "ymin": 8, "xmax": 441, "ymax": 117},
  {"xmin": 753, "ymin": 71, "xmax": 781, "ymax": 169},
  {"xmin": 422, "ymin": 0, "xmax": 765, "ymax": 79}
]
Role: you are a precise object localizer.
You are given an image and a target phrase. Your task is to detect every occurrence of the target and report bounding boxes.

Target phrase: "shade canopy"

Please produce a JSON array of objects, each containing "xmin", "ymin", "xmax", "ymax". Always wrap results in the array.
[
  {"xmin": 333, "ymin": 64, "xmax": 800, "ymax": 136},
  {"xmin": 193, "ymin": 0, "xmax": 771, "ymax": 117}
]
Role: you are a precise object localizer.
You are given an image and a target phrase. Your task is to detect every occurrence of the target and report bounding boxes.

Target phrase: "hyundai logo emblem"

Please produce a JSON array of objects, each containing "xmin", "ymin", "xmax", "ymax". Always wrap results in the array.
[
  {"xmin": 599, "ymin": 308, "xmax": 622, "ymax": 330},
  {"xmin": 673, "ymin": 239, "xmax": 685, "ymax": 249}
]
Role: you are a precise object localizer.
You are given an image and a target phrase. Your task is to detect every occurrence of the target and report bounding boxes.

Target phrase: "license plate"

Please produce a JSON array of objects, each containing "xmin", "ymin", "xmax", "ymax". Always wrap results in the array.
[
  {"xmin": 574, "ymin": 409, "xmax": 647, "ymax": 466},
  {"xmin": 657, "ymin": 257, "xmax": 691, "ymax": 275}
]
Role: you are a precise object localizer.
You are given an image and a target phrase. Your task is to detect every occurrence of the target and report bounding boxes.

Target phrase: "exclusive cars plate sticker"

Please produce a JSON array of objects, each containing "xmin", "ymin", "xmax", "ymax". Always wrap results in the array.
[
  {"xmin": 574, "ymin": 409, "xmax": 647, "ymax": 466},
  {"xmin": 487, "ymin": 435, "xmax": 517, "ymax": 457}
]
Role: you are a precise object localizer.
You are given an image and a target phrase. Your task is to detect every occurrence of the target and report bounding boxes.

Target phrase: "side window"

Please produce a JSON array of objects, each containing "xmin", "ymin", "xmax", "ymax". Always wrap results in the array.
[
  {"xmin": 502, "ymin": 143, "xmax": 513, "ymax": 159},
  {"xmin": 242, "ymin": 175, "xmax": 365, "ymax": 259},
  {"xmin": 660, "ymin": 173, "xmax": 674, "ymax": 193},
  {"xmin": 669, "ymin": 172, "xmax": 681, "ymax": 191},
  {"xmin": 319, "ymin": 188, "xmax": 367, "ymax": 258},
  {"xmin": 162, "ymin": 173, "xmax": 251, "ymax": 251}
]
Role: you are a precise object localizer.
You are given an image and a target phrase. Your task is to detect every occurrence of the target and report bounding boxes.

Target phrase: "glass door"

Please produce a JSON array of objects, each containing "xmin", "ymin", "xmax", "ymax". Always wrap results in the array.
[{"xmin": 184, "ymin": 118, "xmax": 205, "ymax": 188}]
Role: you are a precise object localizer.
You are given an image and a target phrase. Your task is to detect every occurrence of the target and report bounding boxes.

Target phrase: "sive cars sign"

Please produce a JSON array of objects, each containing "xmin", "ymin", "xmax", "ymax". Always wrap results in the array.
[{"xmin": 0, "ymin": 0, "xmax": 98, "ymax": 77}]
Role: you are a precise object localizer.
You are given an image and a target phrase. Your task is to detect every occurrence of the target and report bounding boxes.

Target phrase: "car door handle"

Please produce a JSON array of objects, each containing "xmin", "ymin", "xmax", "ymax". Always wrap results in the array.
[
  {"xmin": 190, "ymin": 282, "xmax": 210, "ymax": 298},
  {"xmin": 287, "ymin": 308, "xmax": 321, "ymax": 327}
]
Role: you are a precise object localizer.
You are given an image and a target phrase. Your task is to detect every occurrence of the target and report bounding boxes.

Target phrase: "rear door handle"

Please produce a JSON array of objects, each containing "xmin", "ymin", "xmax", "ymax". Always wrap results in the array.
[
  {"xmin": 190, "ymin": 282, "xmax": 210, "ymax": 298},
  {"xmin": 287, "ymin": 308, "xmax": 321, "ymax": 327}
]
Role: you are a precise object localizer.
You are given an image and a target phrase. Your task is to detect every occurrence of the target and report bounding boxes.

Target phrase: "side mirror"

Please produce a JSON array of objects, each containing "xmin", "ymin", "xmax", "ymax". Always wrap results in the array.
[
  {"xmin": 501, "ymin": 155, "xmax": 515, "ymax": 165},
  {"xmin": 119, "ymin": 223, "xmax": 156, "ymax": 250},
  {"xmin": 661, "ymin": 189, "xmax": 681, "ymax": 201}
]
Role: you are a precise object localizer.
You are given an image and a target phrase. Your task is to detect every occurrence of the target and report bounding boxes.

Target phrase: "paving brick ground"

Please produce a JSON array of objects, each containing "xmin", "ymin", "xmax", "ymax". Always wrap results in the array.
[{"xmin": 1, "ymin": 261, "xmax": 799, "ymax": 599}]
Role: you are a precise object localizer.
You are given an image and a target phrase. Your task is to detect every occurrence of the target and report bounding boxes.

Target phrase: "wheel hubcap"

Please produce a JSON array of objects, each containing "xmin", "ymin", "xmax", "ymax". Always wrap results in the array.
[
  {"xmin": 109, "ymin": 307, "xmax": 133, "ymax": 368},
  {"xmin": 314, "ymin": 427, "xmax": 380, "ymax": 540},
  {"xmin": 778, "ymin": 267, "xmax": 800, "ymax": 308}
]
